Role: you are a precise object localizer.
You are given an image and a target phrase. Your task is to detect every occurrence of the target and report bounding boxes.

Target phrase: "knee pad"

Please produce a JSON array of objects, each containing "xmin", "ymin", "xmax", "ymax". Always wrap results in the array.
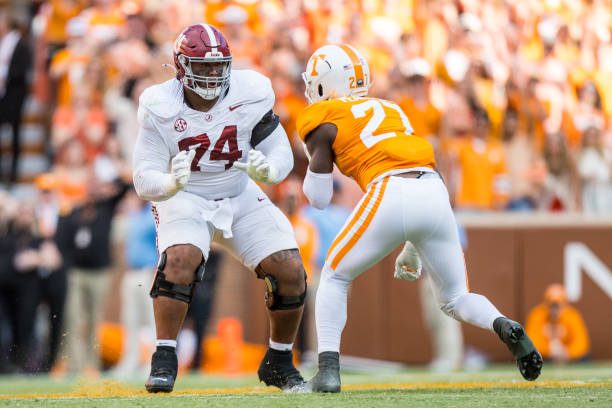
[
  {"xmin": 263, "ymin": 274, "xmax": 307, "ymax": 311},
  {"xmin": 150, "ymin": 252, "xmax": 206, "ymax": 304}
]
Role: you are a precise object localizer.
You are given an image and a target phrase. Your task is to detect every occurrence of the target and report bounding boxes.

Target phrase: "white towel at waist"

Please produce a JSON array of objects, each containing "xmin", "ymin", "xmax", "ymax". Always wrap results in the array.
[{"xmin": 200, "ymin": 197, "xmax": 234, "ymax": 239}]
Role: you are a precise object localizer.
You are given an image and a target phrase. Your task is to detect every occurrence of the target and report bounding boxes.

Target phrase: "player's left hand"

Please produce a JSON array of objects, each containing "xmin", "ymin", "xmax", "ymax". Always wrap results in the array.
[
  {"xmin": 394, "ymin": 241, "xmax": 422, "ymax": 281},
  {"xmin": 233, "ymin": 149, "xmax": 280, "ymax": 184}
]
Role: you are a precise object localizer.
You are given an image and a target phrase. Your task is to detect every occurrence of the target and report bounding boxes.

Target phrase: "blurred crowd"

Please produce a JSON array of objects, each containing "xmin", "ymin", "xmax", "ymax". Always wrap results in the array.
[
  {"xmin": 0, "ymin": 0, "xmax": 610, "ymax": 375},
  {"xmin": 0, "ymin": 0, "xmax": 608, "ymax": 213}
]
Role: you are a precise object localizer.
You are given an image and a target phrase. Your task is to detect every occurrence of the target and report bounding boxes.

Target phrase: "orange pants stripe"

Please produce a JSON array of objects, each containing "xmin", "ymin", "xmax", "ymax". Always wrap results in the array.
[
  {"xmin": 329, "ymin": 178, "xmax": 389, "ymax": 269},
  {"xmin": 326, "ymin": 183, "xmax": 377, "ymax": 260}
]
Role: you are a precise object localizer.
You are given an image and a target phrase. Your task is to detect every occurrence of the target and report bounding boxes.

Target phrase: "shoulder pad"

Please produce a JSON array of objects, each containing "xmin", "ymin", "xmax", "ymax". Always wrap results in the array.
[
  {"xmin": 296, "ymin": 100, "xmax": 338, "ymax": 142},
  {"xmin": 228, "ymin": 69, "xmax": 274, "ymax": 111},
  {"xmin": 138, "ymin": 79, "xmax": 183, "ymax": 119}
]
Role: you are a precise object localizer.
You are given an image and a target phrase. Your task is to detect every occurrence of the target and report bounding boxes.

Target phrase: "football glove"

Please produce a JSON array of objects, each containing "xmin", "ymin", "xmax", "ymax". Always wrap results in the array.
[
  {"xmin": 164, "ymin": 148, "xmax": 196, "ymax": 193},
  {"xmin": 233, "ymin": 149, "xmax": 280, "ymax": 184},
  {"xmin": 394, "ymin": 241, "xmax": 422, "ymax": 281}
]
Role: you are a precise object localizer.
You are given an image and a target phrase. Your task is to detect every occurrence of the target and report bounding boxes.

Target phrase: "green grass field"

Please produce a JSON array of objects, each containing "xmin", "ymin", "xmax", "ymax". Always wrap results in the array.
[{"xmin": 0, "ymin": 362, "xmax": 610, "ymax": 407}]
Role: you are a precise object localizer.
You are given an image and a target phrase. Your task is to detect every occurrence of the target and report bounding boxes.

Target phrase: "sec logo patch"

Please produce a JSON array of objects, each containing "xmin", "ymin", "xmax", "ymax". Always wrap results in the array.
[{"xmin": 174, "ymin": 117, "xmax": 187, "ymax": 132}]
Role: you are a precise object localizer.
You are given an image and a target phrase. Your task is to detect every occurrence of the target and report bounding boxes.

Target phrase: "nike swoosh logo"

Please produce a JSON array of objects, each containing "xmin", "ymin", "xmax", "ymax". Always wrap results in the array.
[
  {"xmin": 257, "ymin": 197, "xmax": 266, "ymax": 202},
  {"xmin": 152, "ymin": 377, "xmax": 169, "ymax": 382},
  {"xmin": 229, "ymin": 104, "xmax": 244, "ymax": 111}
]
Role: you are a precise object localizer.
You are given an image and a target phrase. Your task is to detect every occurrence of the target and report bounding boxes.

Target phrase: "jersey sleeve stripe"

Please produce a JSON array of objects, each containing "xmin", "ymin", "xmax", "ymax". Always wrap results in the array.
[{"xmin": 340, "ymin": 44, "xmax": 364, "ymax": 85}]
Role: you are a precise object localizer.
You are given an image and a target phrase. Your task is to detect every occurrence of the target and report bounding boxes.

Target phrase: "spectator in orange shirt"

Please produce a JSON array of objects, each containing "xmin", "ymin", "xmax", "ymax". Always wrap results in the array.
[
  {"xmin": 44, "ymin": 0, "xmax": 86, "ymax": 61},
  {"xmin": 502, "ymin": 108, "xmax": 547, "ymax": 211},
  {"xmin": 43, "ymin": 0, "xmax": 86, "ymax": 65},
  {"xmin": 49, "ymin": 16, "xmax": 91, "ymax": 107},
  {"xmin": 526, "ymin": 284, "xmax": 590, "ymax": 363},
  {"xmin": 205, "ymin": 0, "xmax": 263, "ymax": 38},
  {"xmin": 49, "ymin": 139, "xmax": 89, "ymax": 212},
  {"xmin": 52, "ymin": 87, "xmax": 108, "ymax": 163},
  {"xmin": 397, "ymin": 58, "xmax": 441, "ymax": 142},
  {"xmin": 80, "ymin": 0, "xmax": 125, "ymax": 47},
  {"xmin": 450, "ymin": 109, "xmax": 507, "ymax": 211}
]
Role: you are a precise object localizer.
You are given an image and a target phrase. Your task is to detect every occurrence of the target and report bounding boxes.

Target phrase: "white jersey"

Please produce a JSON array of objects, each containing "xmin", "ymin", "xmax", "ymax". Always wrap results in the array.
[{"xmin": 134, "ymin": 69, "xmax": 274, "ymax": 200}]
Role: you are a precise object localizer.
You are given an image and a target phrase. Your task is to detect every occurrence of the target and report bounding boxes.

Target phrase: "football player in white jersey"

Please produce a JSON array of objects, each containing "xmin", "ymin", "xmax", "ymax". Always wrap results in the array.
[{"xmin": 133, "ymin": 24, "xmax": 307, "ymax": 393}]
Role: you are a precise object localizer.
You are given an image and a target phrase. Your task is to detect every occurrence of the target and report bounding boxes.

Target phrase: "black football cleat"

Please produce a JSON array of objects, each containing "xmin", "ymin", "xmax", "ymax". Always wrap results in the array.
[
  {"xmin": 309, "ymin": 351, "xmax": 341, "ymax": 393},
  {"xmin": 145, "ymin": 347, "xmax": 178, "ymax": 393},
  {"xmin": 494, "ymin": 317, "xmax": 543, "ymax": 381},
  {"xmin": 257, "ymin": 348, "xmax": 306, "ymax": 392}
]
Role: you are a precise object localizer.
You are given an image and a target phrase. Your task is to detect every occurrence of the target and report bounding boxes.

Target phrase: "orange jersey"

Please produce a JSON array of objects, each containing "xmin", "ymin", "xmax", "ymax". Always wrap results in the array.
[
  {"xmin": 296, "ymin": 96, "xmax": 435, "ymax": 191},
  {"xmin": 526, "ymin": 303, "xmax": 590, "ymax": 360}
]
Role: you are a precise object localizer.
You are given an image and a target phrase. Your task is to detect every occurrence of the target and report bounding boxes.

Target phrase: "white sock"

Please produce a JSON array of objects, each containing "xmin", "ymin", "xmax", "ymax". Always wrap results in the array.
[
  {"xmin": 156, "ymin": 339, "xmax": 177, "ymax": 349},
  {"xmin": 315, "ymin": 270, "xmax": 350, "ymax": 353},
  {"xmin": 442, "ymin": 293, "xmax": 504, "ymax": 331},
  {"xmin": 269, "ymin": 340, "xmax": 293, "ymax": 351}
]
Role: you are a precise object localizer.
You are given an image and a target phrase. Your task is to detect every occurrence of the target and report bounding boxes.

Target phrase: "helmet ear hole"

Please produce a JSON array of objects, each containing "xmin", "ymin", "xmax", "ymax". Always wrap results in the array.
[{"xmin": 318, "ymin": 84, "xmax": 323, "ymax": 97}]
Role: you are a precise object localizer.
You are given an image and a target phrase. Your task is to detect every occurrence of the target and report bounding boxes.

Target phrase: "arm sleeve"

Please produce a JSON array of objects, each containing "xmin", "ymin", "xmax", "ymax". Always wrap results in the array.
[
  {"xmin": 303, "ymin": 168, "xmax": 333, "ymax": 209},
  {"xmin": 254, "ymin": 122, "xmax": 294, "ymax": 184},
  {"xmin": 132, "ymin": 109, "xmax": 177, "ymax": 202},
  {"xmin": 251, "ymin": 109, "xmax": 280, "ymax": 147}
]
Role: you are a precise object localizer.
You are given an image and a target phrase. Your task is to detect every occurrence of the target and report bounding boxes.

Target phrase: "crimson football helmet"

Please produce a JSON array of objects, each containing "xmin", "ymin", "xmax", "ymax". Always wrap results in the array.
[{"xmin": 173, "ymin": 24, "xmax": 232, "ymax": 100}]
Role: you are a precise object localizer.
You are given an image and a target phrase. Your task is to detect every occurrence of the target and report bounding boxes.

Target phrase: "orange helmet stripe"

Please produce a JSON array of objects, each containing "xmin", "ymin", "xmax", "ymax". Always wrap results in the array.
[{"xmin": 339, "ymin": 44, "xmax": 365, "ymax": 86}]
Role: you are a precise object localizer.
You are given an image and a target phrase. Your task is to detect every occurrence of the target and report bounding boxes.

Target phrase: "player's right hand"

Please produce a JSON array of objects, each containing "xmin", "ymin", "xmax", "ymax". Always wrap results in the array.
[
  {"xmin": 394, "ymin": 241, "xmax": 422, "ymax": 281},
  {"xmin": 170, "ymin": 149, "xmax": 196, "ymax": 190}
]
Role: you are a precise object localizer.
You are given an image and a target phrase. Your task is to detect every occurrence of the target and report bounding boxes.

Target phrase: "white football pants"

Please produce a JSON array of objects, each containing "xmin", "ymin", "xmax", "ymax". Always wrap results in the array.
[{"xmin": 316, "ymin": 173, "xmax": 504, "ymax": 353}]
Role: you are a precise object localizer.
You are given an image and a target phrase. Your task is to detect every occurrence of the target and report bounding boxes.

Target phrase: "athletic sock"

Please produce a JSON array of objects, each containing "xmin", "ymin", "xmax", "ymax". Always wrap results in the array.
[
  {"xmin": 264, "ymin": 347, "xmax": 293, "ymax": 365},
  {"xmin": 156, "ymin": 339, "xmax": 177, "ymax": 352},
  {"xmin": 269, "ymin": 340, "xmax": 293, "ymax": 352},
  {"xmin": 316, "ymin": 270, "xmax": 349, "ymax": 353}
]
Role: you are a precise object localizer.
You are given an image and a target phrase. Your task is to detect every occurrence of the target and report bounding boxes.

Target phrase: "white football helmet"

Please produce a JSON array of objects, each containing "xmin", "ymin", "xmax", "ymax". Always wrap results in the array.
[{"xmin": 302, "ymin": 44, "xmax": 371, "ymax": 104}]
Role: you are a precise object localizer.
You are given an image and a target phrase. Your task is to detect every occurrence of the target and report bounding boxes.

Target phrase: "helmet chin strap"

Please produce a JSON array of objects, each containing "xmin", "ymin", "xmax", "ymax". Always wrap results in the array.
[
  {"xmin": 182, "ymin": 78, "xmax": 222, "ymax": 101},
  {"xmin": 183, "ymin": 79, "xmax": 229, "ymax": 110}
]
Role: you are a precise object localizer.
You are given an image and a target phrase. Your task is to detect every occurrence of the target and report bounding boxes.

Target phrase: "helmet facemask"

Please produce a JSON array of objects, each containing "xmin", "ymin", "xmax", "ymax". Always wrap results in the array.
[
  {"xmin": 301, "ymin": 71, "xmax": 318, "ymax": 104},
  {"xmin": 178, "ymin": 54, "xmax": 232, "ymax": 100}
]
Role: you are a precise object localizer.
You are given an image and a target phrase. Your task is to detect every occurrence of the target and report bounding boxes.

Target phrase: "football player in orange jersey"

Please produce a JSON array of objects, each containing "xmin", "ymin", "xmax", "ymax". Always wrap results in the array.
[{"xmin": 296, "ymin": 44, "xmax": 542, "ymax": 392}]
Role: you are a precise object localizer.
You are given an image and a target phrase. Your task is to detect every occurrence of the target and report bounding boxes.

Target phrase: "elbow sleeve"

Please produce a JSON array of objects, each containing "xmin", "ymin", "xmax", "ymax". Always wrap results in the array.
[{"xmin": 303, "ymin": 168, "xmax": 333, "ymax": 209}]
